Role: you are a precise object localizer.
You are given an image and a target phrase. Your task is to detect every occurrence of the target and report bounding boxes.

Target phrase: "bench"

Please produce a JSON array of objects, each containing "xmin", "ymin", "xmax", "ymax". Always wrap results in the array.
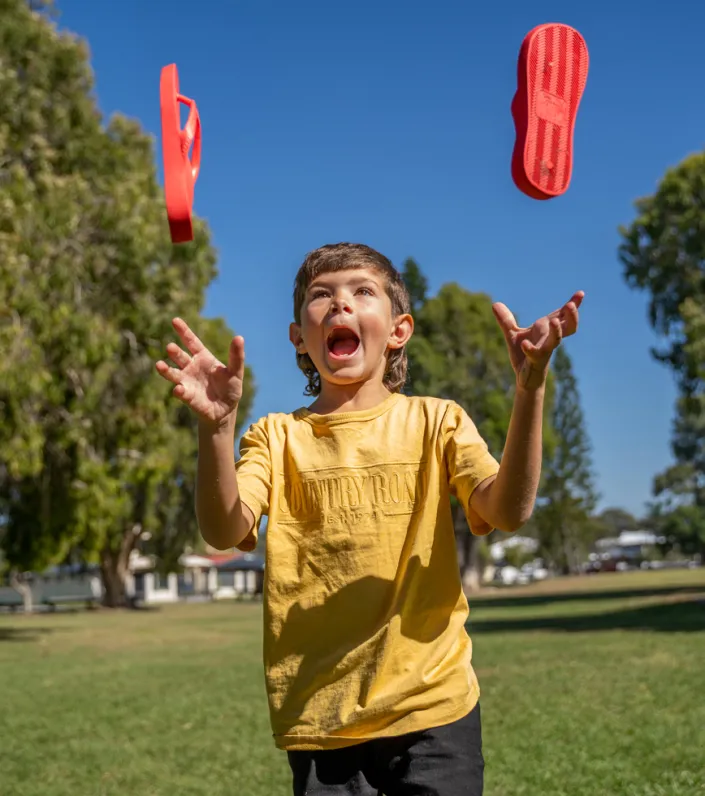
[
  {"xmin": 43, "ymin": 594, "xmax": 99, "ymax": 611},
  {"xmin": 0, "ymin": 596, "xmax": 24, "ymax": 612}
]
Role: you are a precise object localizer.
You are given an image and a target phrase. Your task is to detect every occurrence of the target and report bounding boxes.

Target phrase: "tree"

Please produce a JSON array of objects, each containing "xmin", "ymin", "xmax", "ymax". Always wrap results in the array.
[
  {"xmin": 533, "ymin": 347, "xmax": 598, "ymax": 574},
  {"xmin": 649, "ymin": 463, "xmax": 705, "ymax": 559},
  {"xmin": 403, "ymin": 267, "xmax": 555, "ymax": 590},
  {"xmin": 406, "ymin": 282, "xmax": 518, "ymax": 454},
  {"xmin": 595, "ymin": 507, "xmax": 639, "ymax": 537},
  {"xmin": 0, "ymin": 0, "xmax": 255, "ymax": 608},
  {"xmin": 618, "ymin": 153, "xmax": 705, "ymax": 387},
  {"xmin": 619, "ymin": 152, "xmax": 705, "ymax": 563},
  {"xmin": 402, "ymin": 257, "xmax": 428, "ymax": 313}
]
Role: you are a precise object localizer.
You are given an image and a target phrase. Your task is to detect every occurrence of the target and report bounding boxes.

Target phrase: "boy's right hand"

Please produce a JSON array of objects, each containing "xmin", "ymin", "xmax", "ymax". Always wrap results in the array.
[{"xmin": 156, "ymin": 318, "xmax": 245, "ymax": 427}]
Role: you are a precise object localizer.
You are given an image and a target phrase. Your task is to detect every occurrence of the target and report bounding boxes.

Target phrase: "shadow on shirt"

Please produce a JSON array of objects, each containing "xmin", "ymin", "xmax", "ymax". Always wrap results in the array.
[{"xmin": 268, "ymin": 545, "xmax": 466, "ymax": 733}]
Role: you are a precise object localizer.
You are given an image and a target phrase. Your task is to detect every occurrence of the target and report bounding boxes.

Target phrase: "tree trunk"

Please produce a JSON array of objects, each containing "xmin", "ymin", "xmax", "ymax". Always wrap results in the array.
[
  {"xmin": 100, "ymin": 554, "xmax": 127, "ymax": 608},
  {"xmin": 558, "ymin": 525, "xmax": 572, "ymax": 575},
  {"xmin": 462, "ymin": 537, "xmax": 482, "ymax": 593},
  {"xmin": 10, "ymin": 571, "xmax": 34, "ymax": 613},
  {"xmin": 455, "ymin": 503, "xmax": 483, "ymax": 593},
  {"xmin": 99, "ymin": 525, "xmax": 140, "ymax": 608}
]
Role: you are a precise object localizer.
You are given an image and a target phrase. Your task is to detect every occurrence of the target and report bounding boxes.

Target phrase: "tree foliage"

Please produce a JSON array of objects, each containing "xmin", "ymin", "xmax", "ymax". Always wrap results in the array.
[
  {"xmin": 402, "ymin": 259, "xmax": 555, "ymax": 589},
  {"xmin": 619, "ymin": 152, "xmax": 705, "ymax": 561},
  {"xmin": 401, "ymin": 257, "xmax": 428, "ymax": 313},
  {"xmin": 0, "ymin": 0, "xmax": 255, "ymax": 605},
  {"xmin": 595, "ymin": 507, "xmax": 639, "ymax": 537},
  {"xmin": 404, "ymin": 279, "xmax": 517, "ymax": 456},
  {"xmin": 533, "ymin": 347, "xmax": 598, "ymax": 574},
  {"xmin": 649, "ymin": 463, "xmax": 705, "ymax": 557},
  {"xmin": 618, "ymin": 153, "xmax": 705, "ymax": 387}
]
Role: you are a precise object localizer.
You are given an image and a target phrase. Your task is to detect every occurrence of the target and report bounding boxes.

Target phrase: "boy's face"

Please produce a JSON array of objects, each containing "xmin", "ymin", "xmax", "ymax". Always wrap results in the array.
[{"xmin": 290, "ymin": 267, "xmax": 413, "ymax": 392}]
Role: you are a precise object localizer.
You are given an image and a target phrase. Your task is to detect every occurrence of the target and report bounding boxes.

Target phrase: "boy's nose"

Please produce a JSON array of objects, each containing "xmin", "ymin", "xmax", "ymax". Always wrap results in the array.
[{"xmin": 330, "ymin": 296, "xmax": 353, "ymax": 314}]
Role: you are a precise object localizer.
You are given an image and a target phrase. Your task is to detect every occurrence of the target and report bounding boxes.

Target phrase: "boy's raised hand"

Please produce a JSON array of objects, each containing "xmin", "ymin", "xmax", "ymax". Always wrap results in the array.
[
  {"xmin": 492, "ymin": 291, "xmax": 584, "ymax": 389},
  {"xmin": 156, "ymin": 318, "xmax": 245, "ymax": 425}
]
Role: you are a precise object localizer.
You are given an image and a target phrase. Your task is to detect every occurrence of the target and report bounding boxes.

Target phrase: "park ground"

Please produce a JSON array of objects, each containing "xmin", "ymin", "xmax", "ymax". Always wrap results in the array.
[{"xmin": 1, "ymin": 569, "xmax": 704, "ymax": 796}]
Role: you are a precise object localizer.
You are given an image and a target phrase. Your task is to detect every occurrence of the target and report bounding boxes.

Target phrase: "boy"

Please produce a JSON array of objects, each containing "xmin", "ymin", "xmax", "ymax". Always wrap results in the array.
[{"xmin": 156, "ymin": 243, "xmax": 583, "ymax": 795}]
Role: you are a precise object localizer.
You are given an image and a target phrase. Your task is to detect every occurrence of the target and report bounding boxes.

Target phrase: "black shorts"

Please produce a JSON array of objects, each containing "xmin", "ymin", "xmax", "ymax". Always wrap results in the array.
[{"xmin": 286, "ymin": 701, "xmax": 484, "ymax": 795}]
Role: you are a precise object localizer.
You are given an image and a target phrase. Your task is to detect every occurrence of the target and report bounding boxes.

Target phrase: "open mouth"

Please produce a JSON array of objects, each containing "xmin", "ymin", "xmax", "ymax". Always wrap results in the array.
[{"xmin": 326, "ymin": 327, "xmax": 361, "ymax": 359}]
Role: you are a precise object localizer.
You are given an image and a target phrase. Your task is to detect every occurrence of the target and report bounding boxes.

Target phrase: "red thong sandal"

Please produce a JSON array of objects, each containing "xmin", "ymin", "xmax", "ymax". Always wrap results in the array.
[
  {"xmin": 161, "ymin": 64, "xmax": 202, "ymax": 243},
  {"xmin": 511, "ymin": 23, "xmax": 589, "ymax": 200}
]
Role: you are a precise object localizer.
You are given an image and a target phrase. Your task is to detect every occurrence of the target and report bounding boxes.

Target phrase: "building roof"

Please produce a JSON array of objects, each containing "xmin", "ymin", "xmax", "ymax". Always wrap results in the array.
[{"xmin": 216, "ymin": 553, "xmax": 265, "ymax": 571}]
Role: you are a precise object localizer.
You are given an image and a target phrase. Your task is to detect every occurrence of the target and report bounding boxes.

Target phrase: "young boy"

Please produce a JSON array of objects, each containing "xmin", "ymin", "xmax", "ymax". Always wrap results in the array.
[{"xmin": 156, "ymin": 242, "xmax": 583, "ymax": 795}]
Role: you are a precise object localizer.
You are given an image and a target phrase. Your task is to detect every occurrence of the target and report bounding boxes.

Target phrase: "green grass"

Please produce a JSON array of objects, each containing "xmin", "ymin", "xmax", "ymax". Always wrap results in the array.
[{"xmin": 1, "ymin": 569, "xmax": 704, "ymax": 795}]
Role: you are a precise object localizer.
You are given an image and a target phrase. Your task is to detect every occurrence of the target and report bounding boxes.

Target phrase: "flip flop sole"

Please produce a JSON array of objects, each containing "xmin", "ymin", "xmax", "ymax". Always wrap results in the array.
[{"xmin": 511, "ymin": 24, "xmax": 588, "ymax": 199}]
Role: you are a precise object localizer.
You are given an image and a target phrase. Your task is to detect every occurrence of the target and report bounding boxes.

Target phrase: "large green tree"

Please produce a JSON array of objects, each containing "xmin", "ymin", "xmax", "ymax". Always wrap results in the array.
[
  {"xmin": 533, "ymin": 347, "xmax": 598, "ymax": 574},
  {"xmin": 402, "ymin": 259, "xmax": 555, "ymax": 589},
  {"xmin": 619, "ymin": 152, "xmax": 705, "ymax": 562},
  {"xmin": 0, "ymin": 0, "xmax": 254, "ymax": 607}
]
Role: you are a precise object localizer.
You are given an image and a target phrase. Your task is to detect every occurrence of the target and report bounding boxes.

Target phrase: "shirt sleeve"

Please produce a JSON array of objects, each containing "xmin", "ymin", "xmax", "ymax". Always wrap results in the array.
[
  {"xmin": 443, "ymin": 401, "xmax": 500, "ymax": 536},
  {"xmin": 234, "ymin": 417, "xmax": 272, "ymax": 552}
]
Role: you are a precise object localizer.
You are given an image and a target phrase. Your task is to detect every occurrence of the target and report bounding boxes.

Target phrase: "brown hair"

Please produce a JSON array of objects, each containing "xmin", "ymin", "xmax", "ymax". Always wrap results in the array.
[{"xmin": 293, "ymin": 243, "xmax": 411, "ymax": 396}]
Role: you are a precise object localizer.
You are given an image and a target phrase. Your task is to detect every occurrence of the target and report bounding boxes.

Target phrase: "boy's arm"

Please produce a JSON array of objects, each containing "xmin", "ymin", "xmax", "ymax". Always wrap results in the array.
[
  {"xmin": 470, "ymin": 291, "xmax": 583, "ymax": 534},
  {"xmin": 196, "ymin": 413, "xmax": 255, "ymax": 551},
  {"xmin": 470, "ymin": 382, "xmax": 545, "ymax": 533},
  {"xmin": 155, "ymin": 321, "xmax": 264, "ymax": 550}
]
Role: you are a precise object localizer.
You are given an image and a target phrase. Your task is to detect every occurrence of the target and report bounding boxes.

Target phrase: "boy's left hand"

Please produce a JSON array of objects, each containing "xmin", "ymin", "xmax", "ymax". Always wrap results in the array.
[{"xmin": 492, "ymin": 291, "xmax": 584, "ymax": 390}]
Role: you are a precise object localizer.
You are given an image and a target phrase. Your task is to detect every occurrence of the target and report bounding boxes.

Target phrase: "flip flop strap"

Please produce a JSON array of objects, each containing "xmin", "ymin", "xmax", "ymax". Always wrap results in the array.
[{"xmin": 177, "ymin": 93, "xmax": 201, "ymax": 181}]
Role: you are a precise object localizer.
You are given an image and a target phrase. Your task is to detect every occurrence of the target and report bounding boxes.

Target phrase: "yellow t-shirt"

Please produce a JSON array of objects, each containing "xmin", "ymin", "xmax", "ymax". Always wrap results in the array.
[{"xmin": 235, "ymin": 392, "xmax": 499, "ymax": 751}]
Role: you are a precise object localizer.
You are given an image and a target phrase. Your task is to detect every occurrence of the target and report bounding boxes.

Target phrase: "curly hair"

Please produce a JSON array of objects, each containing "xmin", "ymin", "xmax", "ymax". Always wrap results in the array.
[{"xmin": 293, "ymin": 243, "xmax": 411, "ymax": 396}]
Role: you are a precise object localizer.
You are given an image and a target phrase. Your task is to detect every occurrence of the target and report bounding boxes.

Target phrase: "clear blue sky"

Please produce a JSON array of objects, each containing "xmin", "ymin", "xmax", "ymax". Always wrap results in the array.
[{"xmin": 56, "ymin": 0, "xmax": 705, "ymax": 517}]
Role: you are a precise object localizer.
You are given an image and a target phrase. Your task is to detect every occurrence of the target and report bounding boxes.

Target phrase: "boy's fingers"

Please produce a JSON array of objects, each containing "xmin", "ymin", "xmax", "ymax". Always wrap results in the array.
[
  {"xmin": 172, "ymin": 383, "xmax": 190, "ymax": 402},
  {"xmin": 166, "ymin": 342, "xmax": 191, "ymax": 369},
  {"xmin": 173, "ymin": 317, "xmax": 205, "ymax": 356},
  {"xmin": 561, "ymin": 301, "xmax": 580, "ymax": 336},
  {"xmin": 548, "ymin": 291, "xmax": 583, "ymax": 324},
  {"xmin": 531, "ymin": 315, "xmax": 550, "ymax": 345},
  {"xmin": 520, "ymin": 316, "xmax": 561, "ymax": 363},
  {"xmin": 156, "ymin": 360, "xmax": 184, "ymax": 385},
  {"xmin": 532, "ymin": 318, "xmax": 561, "ymax": 354},
  {"xmin": 492, "ymin": 303, "xmax": 519, "ymax": 337},
  {"xmin": 570, "ymin": 290, "xmax": 585, "ymax": 308},
  {"xmin": 520, "ymin": 340, "xmax": 546, "ymax": 366},
  {"xmin": 559, "ymin": 291, "xmax": 584, "ymax": 313},
  {"xmin": 227, "ymin": 336, "xmax": 245, "ymax": 380}
]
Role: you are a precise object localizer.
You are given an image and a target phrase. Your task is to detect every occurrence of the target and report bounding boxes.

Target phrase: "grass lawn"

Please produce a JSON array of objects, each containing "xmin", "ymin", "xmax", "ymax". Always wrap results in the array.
[{"xmin": 1, "ymin": 568, "xmax": 704, "ymax": 796}]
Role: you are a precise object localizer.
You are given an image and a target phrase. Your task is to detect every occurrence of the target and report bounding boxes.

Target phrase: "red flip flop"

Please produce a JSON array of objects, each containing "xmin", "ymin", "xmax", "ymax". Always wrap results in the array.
[
  {"xmin": 511, "ymin": 23, "xmax": 588, "ymax": 200},
  {"xmin": 160, "ymin": 64, "xmax": 202, "ymax": 243}
]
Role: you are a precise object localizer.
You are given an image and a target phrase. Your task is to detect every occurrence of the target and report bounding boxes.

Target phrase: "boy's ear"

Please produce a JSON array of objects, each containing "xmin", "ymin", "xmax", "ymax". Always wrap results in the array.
[
  {"xmin": 289, "ymin": 322, "xmax": 307, "ymax": 354},
  {"xmin": 387, "ymin": 313, "xmax": 414, "ymax": 350}
]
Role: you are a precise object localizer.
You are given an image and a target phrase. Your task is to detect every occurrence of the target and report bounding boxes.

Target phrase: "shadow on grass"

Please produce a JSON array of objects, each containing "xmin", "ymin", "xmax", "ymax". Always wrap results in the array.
[
  {"xmin": 468, "ymin": 597, "xmax": 705, "ymax": 634},
  {"xmin": 469, "ymin": 584, "xmax": 704, "ymax": 610},
  {"xmin": 128, "ymin": 603, "xmax": 163, "ymax": 612},
  {"xmin": 0, "ymin": 627, "xmax": 54, "ymax": 643}
]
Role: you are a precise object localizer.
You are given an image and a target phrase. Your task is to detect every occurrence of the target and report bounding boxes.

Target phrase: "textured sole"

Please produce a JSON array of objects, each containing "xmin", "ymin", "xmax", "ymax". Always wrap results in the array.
[{"xmin": 511, "ymin": 23, "xmax": 589, "ymax": 199}]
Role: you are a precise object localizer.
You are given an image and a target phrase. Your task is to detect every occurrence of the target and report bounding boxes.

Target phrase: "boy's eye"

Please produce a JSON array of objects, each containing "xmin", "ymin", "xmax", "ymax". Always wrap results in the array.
[
  {"xmin": 309, "ymin": 289, "xmax": 329, "ymax": 300},
  {"xmin": 356, "ymin": 287, "xmax": 374, "ymax": 296}
]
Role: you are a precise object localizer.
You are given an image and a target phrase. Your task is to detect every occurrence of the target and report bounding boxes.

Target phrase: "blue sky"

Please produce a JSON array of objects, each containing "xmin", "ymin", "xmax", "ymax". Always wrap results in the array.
[{"xmin": 56, "ymin": 0, "xmax": 705, "ymax": 516}]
